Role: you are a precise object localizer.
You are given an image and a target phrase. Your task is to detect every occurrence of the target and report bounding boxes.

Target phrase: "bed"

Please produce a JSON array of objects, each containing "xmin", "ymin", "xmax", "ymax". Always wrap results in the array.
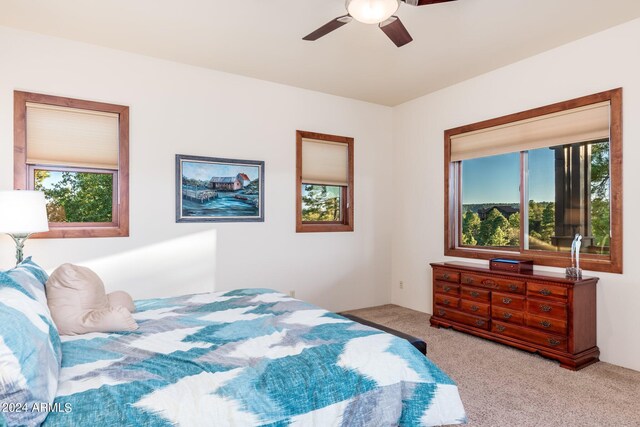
[{"xmin": 1, "ymin": 261, "xmax": 466, "ymax": 426}]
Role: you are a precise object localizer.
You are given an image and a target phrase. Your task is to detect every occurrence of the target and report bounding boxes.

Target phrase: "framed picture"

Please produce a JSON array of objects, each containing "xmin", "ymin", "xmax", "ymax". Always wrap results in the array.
[{"xmin": 176, "ymin": 154, "xmax": 264, "ymax": 222}]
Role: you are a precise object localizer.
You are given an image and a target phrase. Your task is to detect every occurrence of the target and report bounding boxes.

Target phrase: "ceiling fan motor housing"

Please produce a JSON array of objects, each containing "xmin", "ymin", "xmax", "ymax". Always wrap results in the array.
[{"xmin": 346, "ymin": 0, "xmax": 401, "ymax": 25}]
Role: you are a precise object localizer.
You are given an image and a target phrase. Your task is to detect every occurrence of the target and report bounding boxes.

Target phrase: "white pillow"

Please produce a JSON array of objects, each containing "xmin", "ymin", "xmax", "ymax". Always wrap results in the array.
[{"xmin": 46, "ymin": 264, "xmax": 138, "ymax": 336}]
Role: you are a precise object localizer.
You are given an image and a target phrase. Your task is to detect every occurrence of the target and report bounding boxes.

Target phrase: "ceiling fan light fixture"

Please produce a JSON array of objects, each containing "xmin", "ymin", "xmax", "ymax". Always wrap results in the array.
[{"xmin": 346, "ymin": 0, "xmax": 401, "ymax": 25}]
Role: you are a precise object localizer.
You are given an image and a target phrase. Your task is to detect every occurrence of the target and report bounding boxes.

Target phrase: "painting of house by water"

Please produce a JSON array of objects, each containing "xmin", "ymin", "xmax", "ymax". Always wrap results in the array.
[
  {"xmin": 176, "ymin": 154, "xmax": 264, "ymax": 223},
  {"xmin": 209, "ymin": 173, "xmax": 250, "ymax": 191}
]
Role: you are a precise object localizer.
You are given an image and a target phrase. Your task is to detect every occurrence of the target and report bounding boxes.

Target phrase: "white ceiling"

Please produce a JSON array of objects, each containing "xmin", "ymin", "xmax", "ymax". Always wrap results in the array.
[{"xmin": 2, "ymin": 0, "xmax": 640, "ymax": 106}]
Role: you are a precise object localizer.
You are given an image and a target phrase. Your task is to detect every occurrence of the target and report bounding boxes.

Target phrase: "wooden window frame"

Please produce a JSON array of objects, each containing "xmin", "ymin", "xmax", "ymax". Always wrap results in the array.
[
  {"xmin": 14, "ymin": 91, "xmax": 129, "ymax": 238},
  {"xmin": 444, "ymin": 88, "xmax": 622, "ymax": 273},
  {"xmin": 296, "ymin": 130, "xmax": 354, "ymax": 233}
]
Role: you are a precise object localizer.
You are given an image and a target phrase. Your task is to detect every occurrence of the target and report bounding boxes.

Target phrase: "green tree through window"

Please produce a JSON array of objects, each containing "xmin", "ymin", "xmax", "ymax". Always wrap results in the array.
[
  {"xmin": 590, "ymin": 141, "xmax": 610, "ymax": 250},
  {"xmin": 34, "ymin": 170, "xmax": 113, "ymax": 223},
  {"xmin": 301, "ymin": 185, "xmax": 341, "ymax": 222},
  {"xmin": 462, "ymin": 211, "xmax": 480, "ymax": 245}
]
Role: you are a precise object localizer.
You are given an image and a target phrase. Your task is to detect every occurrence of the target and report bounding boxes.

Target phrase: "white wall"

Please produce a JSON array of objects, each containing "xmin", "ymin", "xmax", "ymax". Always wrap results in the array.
[
  {"xmin": 391, "ymin": 17, "xmax": 640, "ymax": 371},
  {"xmin": 0, "ymin": 26, "xmax": 394, "ymax": 313}
]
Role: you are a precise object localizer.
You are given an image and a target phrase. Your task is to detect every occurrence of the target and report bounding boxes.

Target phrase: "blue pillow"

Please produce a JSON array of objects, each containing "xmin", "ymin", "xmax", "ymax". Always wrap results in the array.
[{"xmin": 0, "ymin": 257, "xmax": 62, "ymax": 426}]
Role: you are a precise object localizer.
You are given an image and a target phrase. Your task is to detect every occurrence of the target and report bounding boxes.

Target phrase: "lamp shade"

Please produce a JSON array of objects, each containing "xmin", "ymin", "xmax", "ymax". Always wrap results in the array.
[
  {"xmin": 346, "ymin": 0, "xmax": 400, "ymax": 24},
  {"xmin": 0, "ymin": 191, "xmax": 49, "ymax": 234}
]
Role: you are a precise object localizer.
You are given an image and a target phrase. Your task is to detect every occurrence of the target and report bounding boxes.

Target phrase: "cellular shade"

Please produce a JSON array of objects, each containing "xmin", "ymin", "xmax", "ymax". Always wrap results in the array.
[
  {"xmin": 26, "ymin": 103, "xmax": 119, "ymax": 170},
  {"xmin": 0, "ymin": 191, "xmax": 49, "ymax": 234},
  {"xmin": 450, "ymin": 101, "xmax": 610, "ymax": 161},
  {"xmin": 301, "ymin": 138, "xmax": 349, "ymax": 187}
]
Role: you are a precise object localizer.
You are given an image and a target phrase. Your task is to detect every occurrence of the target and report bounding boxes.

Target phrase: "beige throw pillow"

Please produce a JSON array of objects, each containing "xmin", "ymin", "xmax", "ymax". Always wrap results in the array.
[{"xmin": 46, "ymin": 264, "xmax": 138, "ymax": 336}]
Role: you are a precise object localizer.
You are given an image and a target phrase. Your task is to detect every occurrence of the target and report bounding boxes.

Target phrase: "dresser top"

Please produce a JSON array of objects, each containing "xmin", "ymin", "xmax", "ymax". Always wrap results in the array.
[{"xmin": 430, "ymin": 261, "xmax": 598, "ymax": 285}]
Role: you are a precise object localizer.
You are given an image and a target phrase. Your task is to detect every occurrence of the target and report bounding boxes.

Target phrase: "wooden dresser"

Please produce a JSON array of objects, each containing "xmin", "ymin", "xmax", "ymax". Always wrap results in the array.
[{"xmin": 430, "ymin": 262, "xmax": 599, "ymax": 370}]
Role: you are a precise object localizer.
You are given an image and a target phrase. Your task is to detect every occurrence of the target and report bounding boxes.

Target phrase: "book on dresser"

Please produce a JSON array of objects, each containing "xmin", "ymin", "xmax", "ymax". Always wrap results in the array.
[{"xmin": 430, "ymin": 261, "xmax": 599, "ymax": 370}]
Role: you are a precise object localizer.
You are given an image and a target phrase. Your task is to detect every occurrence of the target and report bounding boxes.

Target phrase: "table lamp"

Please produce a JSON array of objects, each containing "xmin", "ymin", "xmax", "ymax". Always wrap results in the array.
[{"xmin": 0, "ymin": 191, "xmax": 49, "ymax": 265}]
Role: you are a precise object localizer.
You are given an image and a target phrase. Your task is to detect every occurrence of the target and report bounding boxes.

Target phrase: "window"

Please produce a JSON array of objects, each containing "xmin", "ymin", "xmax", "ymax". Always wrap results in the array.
[
  {"xmin": 296, "ymin": 130, "xmax": 354, "ymax": 232},
  {"xmin": 461, "ymin": 152, "xmax": 520, "ymax": 248},
  {"xmin": 445, "ymin": 89, "xmax": 622, "ymax": 273},
  {"xmin": 14, "ymin": 91, "xmax": 129, "ymax": 238}
]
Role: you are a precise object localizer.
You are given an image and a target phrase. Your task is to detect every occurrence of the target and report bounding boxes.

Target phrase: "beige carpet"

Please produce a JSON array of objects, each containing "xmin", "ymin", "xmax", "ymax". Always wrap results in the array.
[{"xmin": 342, "ymin": 304, "xmax": 640, "ymax": 427}]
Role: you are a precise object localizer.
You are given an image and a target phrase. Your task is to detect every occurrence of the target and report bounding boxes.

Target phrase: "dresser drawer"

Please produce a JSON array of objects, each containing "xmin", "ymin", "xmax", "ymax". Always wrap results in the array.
[
  {"xmin": 492, "ymin": 292, "xmax": 525, "ymax": 311},
  {"xmin": 460, "ymin": 299, "xmax": 490, "ymax": 318},
  {"xmin": 527, "ymin": 282, "xmax": 568, "ymax": 300},
  {"xmin": 492, "ymin": 321, "xmax": 567, "ymax": 352},
  {"xmin": 525, "ymin": 313, "xmax": 568, "ymax": 335},
  {"xmin": 492, "ymin": 306, "xmax": 524, "ymax": 325},
  {"xmin": 433, "ymin": 269, "xmax": 460, "ymax": 283},
  {"xmin": 526, "ymin": 299, "xmax": 567, "ymax": 320},
  {"xmin": 433, "ymin": 307, "xmax": 490, "ymax": 330},
  {"xmin": 435, "ymin": 294, "xmax": 460, "ymax": 309},
  {"xmin": 461, "ymin": 273, "xmax": 525, "ymax": 294},
  {"xmin": 434, "ymin": 281, "xmax": 460, "ymax": 295},
  {"xmin": 460, "ymin": 286, "xmax": 490, "ymax": 303}
]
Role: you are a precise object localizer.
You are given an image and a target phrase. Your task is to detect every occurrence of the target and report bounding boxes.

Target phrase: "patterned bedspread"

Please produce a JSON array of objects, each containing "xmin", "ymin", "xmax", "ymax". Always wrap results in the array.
[{"xmin": 43, "ymin": 289, "xmax": 466, "ymax": 426}]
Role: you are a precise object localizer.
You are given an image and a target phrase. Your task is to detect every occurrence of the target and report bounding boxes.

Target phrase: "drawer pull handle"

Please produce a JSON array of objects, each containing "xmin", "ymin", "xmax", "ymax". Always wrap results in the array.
[
  {"xmin": 548, "ymin": 338, "xmax": 561, "ymax": 346},
  {"xmin": 540, "ymin": 304, "xmax": 552, "ymax": 312},
  {"xmin": 471, "ymin": 305, "xmax": 479, "ymax": 312},
  {"xmin": 540, "ymin": 320, "xmax": 552, "ymax": 328},
  {"xmin": 443, "ymin": 273, "xmax": 450, "ymax": 280},
  {"xmin": 496, "ymin": 325, "xmax": 506, "ymax": 332},
  {"xmin": 470, "ymin": 291, "xmax": 480, "ymax": 298},
  {"xmin": 508, "ymin": 284, "xmax": 518, "ymax": 291},
  {"xmin": 475, "ymin": 320, "xmax": 485, "ymax": 327},
  {"xmin": 443, "ymin": 299, "xmax": 450, "ymax": 306},
  {"xmin": 438, "ymin": 309, "xmax": 446, "ymax": 316},
  {"xmin": 465, "ymin": 277, "xmax": 474, "ymax": 284},
  {"xmin": 443, "ymin": 286, "xmax": 451, "ymax": 292},
  {"xmin": 503, "ymin": 312, "xmax": 513, "ymax": 319},
  {"xmin": 502, "ymin": 297, "xmax": 512, "ymax": 304},
  {"xmin": 539, "ymin": 289, "xmax": 552, "ymax": 296}
]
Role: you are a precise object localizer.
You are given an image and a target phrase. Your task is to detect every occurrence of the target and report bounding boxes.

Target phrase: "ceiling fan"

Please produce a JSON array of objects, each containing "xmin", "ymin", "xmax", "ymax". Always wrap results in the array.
[{"xmin": 303, "ymin": 0, "xmax": 457, "ymax": 47}]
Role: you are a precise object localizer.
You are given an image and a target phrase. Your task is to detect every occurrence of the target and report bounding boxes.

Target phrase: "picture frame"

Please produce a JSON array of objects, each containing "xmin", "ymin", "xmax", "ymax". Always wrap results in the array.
[{"xmin": 175, "ymin": 154, "xmax": 264, "ymax": 223}]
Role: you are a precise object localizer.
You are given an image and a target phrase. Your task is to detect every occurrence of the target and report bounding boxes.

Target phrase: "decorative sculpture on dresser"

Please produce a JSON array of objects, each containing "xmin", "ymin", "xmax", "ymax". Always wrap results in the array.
[{"xmin": 566, "ymin": 234, "xmax": 583, "ymax": 278}]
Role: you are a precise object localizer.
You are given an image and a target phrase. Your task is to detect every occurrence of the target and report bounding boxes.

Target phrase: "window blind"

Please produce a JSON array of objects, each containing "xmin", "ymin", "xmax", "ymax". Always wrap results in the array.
[
  {"xmin": 26, "ymin": 103, "xmax": 119, "ymax": 170},
  {"xmin": 301, "ymin": 138, "xmax": 349, "ymax": 186},
  {"xmin": 450, "ymin": 101, "xmax": 610, "ymax": 162}
]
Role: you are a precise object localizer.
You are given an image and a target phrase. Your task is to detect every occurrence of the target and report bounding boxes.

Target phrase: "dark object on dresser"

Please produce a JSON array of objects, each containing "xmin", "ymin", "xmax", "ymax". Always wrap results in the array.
[
  {"xmin": 490, "ymin": 258, "xmax": 534, "ymax": 273},
  {"xmin": 430, "ymin": 261, "xmax": 599, "ymax": 370},
  {"xmin": 342, "ymin": 313, "xmax": 427, "ymax": 355}
]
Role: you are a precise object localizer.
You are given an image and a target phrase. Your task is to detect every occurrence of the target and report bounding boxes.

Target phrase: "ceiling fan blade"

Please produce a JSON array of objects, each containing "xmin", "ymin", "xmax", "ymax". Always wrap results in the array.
[
  {"xmin": 402, "ymin": 0, "xmax": 457, "ymax": 6},
  {"xmin": 303, "ymin": 15, "xmax": 353, "ymax": 41},
  {"xmin": 379, "ymin": 16, "xmax": 413, "ymax": 47}
]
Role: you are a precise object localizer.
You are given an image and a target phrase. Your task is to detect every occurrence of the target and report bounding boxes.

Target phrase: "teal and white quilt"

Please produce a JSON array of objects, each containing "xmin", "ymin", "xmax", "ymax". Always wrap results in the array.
[{"xmin": 43, "ymin": 289, "xmax": 466, "ymax": 426}]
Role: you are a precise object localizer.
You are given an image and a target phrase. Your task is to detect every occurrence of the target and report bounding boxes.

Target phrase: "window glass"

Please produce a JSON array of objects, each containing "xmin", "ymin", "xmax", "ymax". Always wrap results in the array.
[
  {"xmin": 302, "ymin": 184, "xmax": 342, "ymax": 222},
  {"xmin": 527, "ymin": 141, "xmax": 610, "ymax": 254},
  {"xmin": 33, "ymin": 169, "xmax": 114, "ymax": 223},
  {"xmin": 527, "ymin": 147, "xmax": 557, "ymax": 251},
  {"xmin": 461, "ymin": 152, "xmax": 520, "ymax": 248},
  {"xmin": 590, "ymin": 141, "xmax": 611, "ymax": 254}
]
